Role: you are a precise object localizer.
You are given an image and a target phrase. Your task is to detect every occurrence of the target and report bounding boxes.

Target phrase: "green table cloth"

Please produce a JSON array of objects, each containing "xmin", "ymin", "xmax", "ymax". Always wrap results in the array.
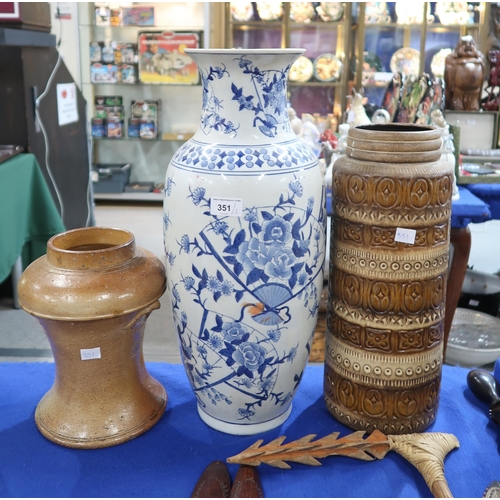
[{"xmin": 0, "ymin": 153, "xmax": 65, "ymax": 283}]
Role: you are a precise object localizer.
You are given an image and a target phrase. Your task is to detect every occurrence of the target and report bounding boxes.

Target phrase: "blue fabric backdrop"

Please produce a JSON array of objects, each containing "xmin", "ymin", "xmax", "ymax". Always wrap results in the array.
[{"xmin": 0, "ymin": 362, "xmax": 498, "ymax": 498}]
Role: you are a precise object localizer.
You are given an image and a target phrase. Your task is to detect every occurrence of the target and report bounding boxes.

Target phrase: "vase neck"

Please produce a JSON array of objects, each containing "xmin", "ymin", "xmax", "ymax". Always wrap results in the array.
[
  {"xmin": 187, "ymin": 49, "xmax": 304, "ymax": 144},
  {"xmin": 47, "ymin": 227, "xmax": 136, "ymax": 270},
  {"xmin": 346, "ymin": 124, "xmax": 443, "ymax": 164}
]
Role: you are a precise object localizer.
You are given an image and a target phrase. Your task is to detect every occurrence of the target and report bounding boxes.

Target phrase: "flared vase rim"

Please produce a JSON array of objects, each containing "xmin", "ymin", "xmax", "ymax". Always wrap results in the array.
[
  {"xmin": 48, "ymin": 226, "xmax": 135, "ymax": 254},
  {"xmin": 184, "ymin": 48, "xmax": 306, "ymax": 56}
]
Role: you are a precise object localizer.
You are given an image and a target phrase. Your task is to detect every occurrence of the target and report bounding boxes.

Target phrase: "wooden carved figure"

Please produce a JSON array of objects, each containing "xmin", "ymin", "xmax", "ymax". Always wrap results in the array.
[
  {"xmin": 444, "ymin": 35, "xmax": 485, "ymax": 111},
  {"xmin": 483, "ymin": 50, "xmax": 500, "ymax": 111}
]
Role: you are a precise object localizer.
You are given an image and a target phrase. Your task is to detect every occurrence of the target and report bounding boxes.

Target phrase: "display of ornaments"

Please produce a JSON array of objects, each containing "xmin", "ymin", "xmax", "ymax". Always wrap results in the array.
[
  {"xmin": 395, "ymin": 1, "xmax": 426, "ymax": 24},
  {"xmin": 290, "ymin": 2, "xmax": 315, "ymax": 22},
  {"xmin": 289, "ymin": 55, "xmax": 314, "ymax": 82},
  {"xmin": 230, "ymin": 2, "xmax": 254, "ymax": 22},
  {"xmin": 362, "ymin": 51, "xmax": 383, "ymax": 72},
  {"xmin": 396, "ymin": 74, "xmax": 429, "ymax": 123},
  {"xmin": 431, "ymin": 48, "xmax": 453, "ymax": 79},
  {"xmin": 381, "ymin": 71, "xmax": 403, "ymax": 122},
  {"xmin": 256, "ymin": 1, "xmax": 283, "ymax": 20},
  {"xmin": 313, "ymin": 53, "xmax": 342, "ymax": 82},
  {"xmin": 315, "ymin": 2, "xmax": 344, "ymax": 22},
  {"xmin": 364, "ymin": 2, "xmax": 391, "ymax": 24},
  {"xmin": 390, "ymin": 47, "xmax": 420, "ymax": 76},
  {"xmin": 435, "ymin": 1, "xmax": 472, "ymax": 25}
]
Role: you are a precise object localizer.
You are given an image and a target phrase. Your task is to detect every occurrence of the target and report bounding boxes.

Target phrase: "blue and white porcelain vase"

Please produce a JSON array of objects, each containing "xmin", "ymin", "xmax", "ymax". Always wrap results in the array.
[{"xmin": 163, "ymin": 49, "xmax": 326, "ymax": 435}]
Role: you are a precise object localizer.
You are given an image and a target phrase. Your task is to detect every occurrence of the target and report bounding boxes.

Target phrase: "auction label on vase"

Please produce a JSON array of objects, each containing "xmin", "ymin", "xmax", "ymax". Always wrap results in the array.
[
  {"xmin": 395, "ymin": 227, "xmax": 416, "ymax": 245},
  {"xmin": 80, "ymin": 347, "xmax": 101, "ymax": 360},
  {"xmin": 210, "ymin": 197, "xmax": 243, "ymax": 217}
]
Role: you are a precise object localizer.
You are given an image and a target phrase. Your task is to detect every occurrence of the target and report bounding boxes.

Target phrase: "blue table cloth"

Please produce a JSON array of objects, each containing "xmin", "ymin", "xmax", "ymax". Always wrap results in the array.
[
  {"xmin": 466, "ymin": 184, "xmax": 500, "ymax": 220},
  {"xmin": 0, "ymin": 362, "xmax": 498, "ymax": 498},
  {"xmin": 451, "ymin": 186, "xmax": 491, "ymax": 228}
]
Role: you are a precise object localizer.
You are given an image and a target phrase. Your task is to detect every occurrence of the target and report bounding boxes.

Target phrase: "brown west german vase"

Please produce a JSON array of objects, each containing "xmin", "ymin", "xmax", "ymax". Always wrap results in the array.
[
  {"xmin": 17, "ymin": 227, "xmax": 167, "ymax": 448},
  {"xmin": 324, "ymin": 124, "xmax": 453, "ymax": 434}
]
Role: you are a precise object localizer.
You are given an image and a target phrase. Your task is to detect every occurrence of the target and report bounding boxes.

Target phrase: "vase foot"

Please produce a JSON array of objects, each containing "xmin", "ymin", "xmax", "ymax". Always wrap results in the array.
[
  {"xmin": 35, "ymin": 386, "xmax": 167, "ymax": 449},
  {"xmin": 197, "ymin": 404, "xmax": 292, "ymax": 435}
]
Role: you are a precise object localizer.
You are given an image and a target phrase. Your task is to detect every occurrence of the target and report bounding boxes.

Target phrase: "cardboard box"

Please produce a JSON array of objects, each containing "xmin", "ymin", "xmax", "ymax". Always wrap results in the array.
[
  {"xmin": 91, "ymin": 63, "xmax": 118, "ymax": 84},
  {"xmin": 122, "ymin": 6, "xmax": 154, "ymax": 26},
  {"xmin": 138, "ymin": 31, "xmax": 201, "ymax": 84}
]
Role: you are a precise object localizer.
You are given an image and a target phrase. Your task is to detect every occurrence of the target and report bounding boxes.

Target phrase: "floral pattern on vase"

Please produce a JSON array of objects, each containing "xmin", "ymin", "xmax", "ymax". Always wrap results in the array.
[{"xmin": 163, "ymin": 49, "xmax": 325, "ymax": 435}]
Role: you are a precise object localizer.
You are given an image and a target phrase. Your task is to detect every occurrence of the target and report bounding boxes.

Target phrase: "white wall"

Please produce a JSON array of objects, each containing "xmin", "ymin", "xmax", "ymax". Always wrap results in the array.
[{"xmin": 49, "ymin": 2, "xmax": 82, "ymax": 86}]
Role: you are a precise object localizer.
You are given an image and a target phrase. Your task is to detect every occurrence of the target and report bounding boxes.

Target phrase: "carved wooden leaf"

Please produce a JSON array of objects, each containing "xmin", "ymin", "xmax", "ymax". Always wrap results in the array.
[{"xmin": 226, "ymin": 429, "xmax": 391, "ymax": 469}]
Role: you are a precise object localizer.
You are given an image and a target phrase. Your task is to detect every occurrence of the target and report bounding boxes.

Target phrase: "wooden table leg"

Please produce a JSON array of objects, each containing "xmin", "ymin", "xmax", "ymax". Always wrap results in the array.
[{"xmin": 444, "ymin": 226, "xmax": 471, "ymax": 358}]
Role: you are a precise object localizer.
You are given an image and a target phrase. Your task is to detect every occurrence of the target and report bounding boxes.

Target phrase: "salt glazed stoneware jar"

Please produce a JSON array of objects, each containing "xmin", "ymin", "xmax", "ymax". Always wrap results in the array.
[
  {"xmin": 17, "ymin": 227, "xmax": 167, "ymax": 449},
  {"xmin": 325, "ymin": 124, "xmax": 453, "ymax": 434},
  {"xmin": 163, "ymin": 49, "xmax": 326, "ymax": 435}
]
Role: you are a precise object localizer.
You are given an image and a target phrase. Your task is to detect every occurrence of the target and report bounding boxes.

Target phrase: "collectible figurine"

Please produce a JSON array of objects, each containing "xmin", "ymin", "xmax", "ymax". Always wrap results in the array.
[
  {"xmin": 444, "ymin": 35, "xmax": 485, "ymax": 111},
  {"xmin": 482, "ymin": 50, "xmax": 500, "ymax": 111},
  {"xmin": 431, "ymin": 109, "xmax": 460, "ymax": 200},
  {"xmin": 287, "ymin": 107, "xmax": 302, "ymax": 135},
  {"xmin": 347, "ymin": 89, "xmax": 371, "ymax": 126},
  {"xmin": 299, "ymin": 113, "xmax": 321, "ymax": 156}
]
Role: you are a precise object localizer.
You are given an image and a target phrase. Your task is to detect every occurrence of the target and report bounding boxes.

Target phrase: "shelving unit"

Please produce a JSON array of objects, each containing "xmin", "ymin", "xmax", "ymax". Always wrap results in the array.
[
  {"xmin": 78, "ymin": 2, "xmax": 206, "ymax": 201},
  {"xmin": 93, "ymin": 191, "xmax": 163, "ymax": 201}
]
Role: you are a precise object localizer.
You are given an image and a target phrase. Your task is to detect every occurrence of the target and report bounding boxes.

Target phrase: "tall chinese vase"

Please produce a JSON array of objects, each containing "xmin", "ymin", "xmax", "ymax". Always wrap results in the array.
[
  {"xmin": 325, "ymin": 124, "xmax": 453, "ymax": 434},
  {"xmin": 163, "ymin": 49, "xmax": 326, "ymax": 435},
  {"xmin": 17, "ymin": 227, "xmax": 167, "ymax": 448}
]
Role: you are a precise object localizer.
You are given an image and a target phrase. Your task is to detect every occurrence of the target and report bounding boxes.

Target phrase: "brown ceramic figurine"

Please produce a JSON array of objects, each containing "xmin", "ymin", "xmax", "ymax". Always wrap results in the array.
[{"xmin": 444, "ymin": 35, "xmax": 485, "ymax": 111}]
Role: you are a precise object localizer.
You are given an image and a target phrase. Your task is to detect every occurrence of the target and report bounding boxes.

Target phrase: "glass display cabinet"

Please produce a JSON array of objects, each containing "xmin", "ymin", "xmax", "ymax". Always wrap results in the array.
[
  {"xmin": 224, "ymin": 2, "xmax": 352, "ymax": 127},
  {"xmin": 352, "ymin": 2, "xmax": 489, "ymax": 107}
]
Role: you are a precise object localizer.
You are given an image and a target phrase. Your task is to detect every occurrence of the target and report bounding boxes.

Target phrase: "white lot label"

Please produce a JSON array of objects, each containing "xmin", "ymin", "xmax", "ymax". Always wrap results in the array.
[
  {"xmin": 80, "ymin": 347, "xmax": 101, "ymax": 360},
  {"xmin": 395, "ymin": 227, "xmax": 416, "ymax": 245},
  {"xmin": 210, "ymin": 197, "xmax": 243, "ymax": 217}
]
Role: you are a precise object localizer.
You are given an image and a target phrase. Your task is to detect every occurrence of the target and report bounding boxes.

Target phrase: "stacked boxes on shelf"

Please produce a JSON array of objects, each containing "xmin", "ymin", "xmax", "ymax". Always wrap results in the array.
[
  {"xmin": 130, "ymin": 100, "xmax": 161, "ymax": 139},
  {"xmin": 91, "ymin": 96, "xmax": 161, "ymax": 140},
  {"xmin": 91, "ymin": 95, "xmax": 124, "ymax": 138},
  {"xmin": 90, "ymin": 41, "xmax": 138, "ymax": 84}
]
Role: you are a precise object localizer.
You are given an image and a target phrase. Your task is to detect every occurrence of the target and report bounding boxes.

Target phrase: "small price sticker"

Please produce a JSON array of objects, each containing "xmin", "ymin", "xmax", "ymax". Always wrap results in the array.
[
  {"xmin": 210, "ymin": 197, "xmax": 243, "ymax": 217},
  {"xmin": 80, "ymin": 347, "xmax": 101, "ymax": 361},
  {"xmin": 395, "ymin": 227, "xmax": 416, "ymax": 245}
]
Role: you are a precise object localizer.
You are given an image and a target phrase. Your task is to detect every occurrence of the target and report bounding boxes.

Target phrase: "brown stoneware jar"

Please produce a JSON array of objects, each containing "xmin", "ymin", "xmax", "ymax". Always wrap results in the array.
[
  {"xmin": 17, "ymin": 227, "xmax": 167, "ymax": 449},
  {"xmin": 325, "ymin": 124, "xmax": 453, "ymax": 434}
]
